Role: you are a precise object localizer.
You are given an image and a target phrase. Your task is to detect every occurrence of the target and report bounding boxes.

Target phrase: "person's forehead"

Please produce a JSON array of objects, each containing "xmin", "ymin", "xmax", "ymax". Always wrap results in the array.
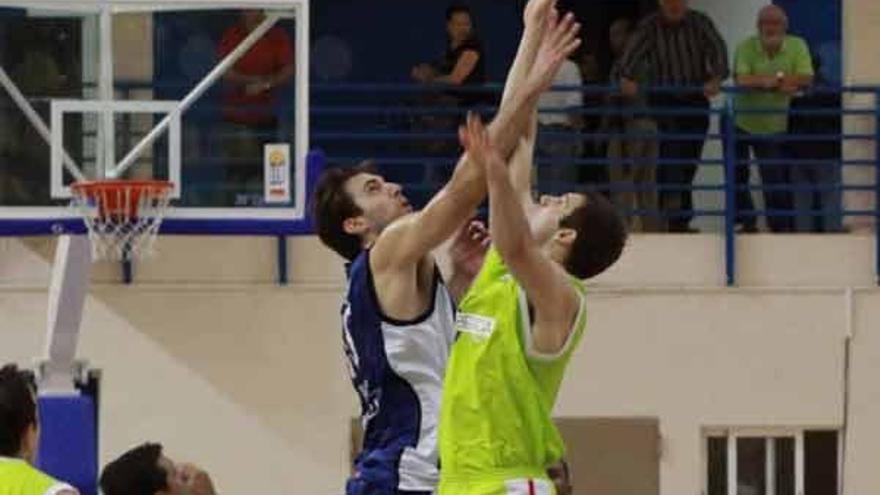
[
  {"xmin": 569, "ymin": 192, "xmax": 589, "ymax": 206},
  {"xmin": 759, "ymin": 11, "xmax": 785, "ymax": 23},
  {"xmin": 348, "ymin": 172, "xmax": 382, "ymax": 186},
  {"xmin": 344, "ymin": 172, "xmax": 384, "ymax": 195},
  {"xmin": 158, "ymin": 455, "xmax": 175, "ymax": 470}
]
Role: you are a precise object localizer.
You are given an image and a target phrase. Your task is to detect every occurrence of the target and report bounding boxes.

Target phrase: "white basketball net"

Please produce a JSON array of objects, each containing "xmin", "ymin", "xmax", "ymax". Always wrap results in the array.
[{"xmin": 70, "ymin": 181, "xmax": 172, "ymax": 261}]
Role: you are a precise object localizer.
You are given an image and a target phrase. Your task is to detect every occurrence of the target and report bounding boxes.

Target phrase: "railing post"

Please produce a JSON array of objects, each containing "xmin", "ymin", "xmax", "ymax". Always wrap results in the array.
[
  {"xmin": 723, "ymin": 98, "xmax": 737, "ymax": 287},
  {"xmin": 277, "ymin": 235, "xmax": 289, "ymax": 286},
  {"xmin": 874, "ymin": 90, "xmax": 880, "ymax": 286},
  {"xmin": 121, "ymin": 258, "xmax": 133, "ymax": 285}
]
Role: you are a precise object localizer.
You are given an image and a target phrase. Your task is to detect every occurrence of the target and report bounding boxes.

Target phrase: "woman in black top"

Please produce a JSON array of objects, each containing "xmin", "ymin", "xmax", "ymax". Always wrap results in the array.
[{"xmin": 412, "ymin": 4, "xmax": 487, "ymax": 106}]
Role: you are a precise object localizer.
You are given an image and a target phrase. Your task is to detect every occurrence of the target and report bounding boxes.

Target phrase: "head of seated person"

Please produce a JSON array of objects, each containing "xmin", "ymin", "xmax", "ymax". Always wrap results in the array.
[
  {"xmin": 0, "ymin": 364, "xmax": 39, "ymax": 463},
  {"xmin": 100, "ymin": 442, "xmax": 216, "ymax": 495}
]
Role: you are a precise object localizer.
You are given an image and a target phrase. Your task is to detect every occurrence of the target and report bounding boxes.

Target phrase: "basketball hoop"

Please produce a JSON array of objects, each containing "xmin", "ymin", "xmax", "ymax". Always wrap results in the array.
[{"xmin": 70, "ymin": 180, "xmax": 173, "ymax": 261}]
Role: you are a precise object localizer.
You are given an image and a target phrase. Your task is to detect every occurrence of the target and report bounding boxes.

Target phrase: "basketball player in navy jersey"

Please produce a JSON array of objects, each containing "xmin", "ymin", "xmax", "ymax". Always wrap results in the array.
[{"xmin": 312, "ymin": 2, "xmax": 581, "ymax": 493}]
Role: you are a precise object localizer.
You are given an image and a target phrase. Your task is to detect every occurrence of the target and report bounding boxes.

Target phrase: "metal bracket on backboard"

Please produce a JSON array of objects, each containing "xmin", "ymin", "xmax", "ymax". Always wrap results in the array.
[
  {"xmin": 50, "ymin": 99, "xmax": 182, "ymax": 199},
  {"xmin": 35, "ymin": 359, "xmax": 89, "ymax": 396}
]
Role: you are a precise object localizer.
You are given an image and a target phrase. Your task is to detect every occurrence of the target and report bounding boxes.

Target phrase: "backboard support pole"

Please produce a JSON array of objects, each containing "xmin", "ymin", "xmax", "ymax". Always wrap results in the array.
[
  {"xmin": 38, "ymin": 235, "xmax": 92, "ymax": 395},
  {"xmin": 98, "ymin": 5, "xmax": 115, "ymax": 179}
]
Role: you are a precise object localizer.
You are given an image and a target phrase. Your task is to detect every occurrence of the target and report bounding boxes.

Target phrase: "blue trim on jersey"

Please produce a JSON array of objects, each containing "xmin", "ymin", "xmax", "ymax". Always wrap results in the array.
[{"xmin": 343, "ymin": 251, "xmax": 442, "ymax": 490}]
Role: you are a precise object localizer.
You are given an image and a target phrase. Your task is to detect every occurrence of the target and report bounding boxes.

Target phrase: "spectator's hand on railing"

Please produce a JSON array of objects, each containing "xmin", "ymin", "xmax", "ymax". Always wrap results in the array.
[
  {"xmin": 779, "ymin": 75, "xmax": 807, "ymax": 96},
  {"xmin": 620, "ymin": 78, "xmax": 639, "ymax": 98},
  {"xmin": 736, "ymin": 74, "xmax": 781, "ymax": 90},
  {"xmin": 244, "ymin": 79, "xmax": 272, "ymax": 96},
  {"xmin": 527, "ymin": 10, "xmax": 582, "ymax": 94},
  {"xmin": 703, "ymin": 78, "xmax": 722, "ymax": 99},
  {"xmin": 780, "ymin": 81, "xmax": 800, "ymax": 96},
  {"xmin": 411, "ymin": 64, "xmax": 435, "ymax": 84}
]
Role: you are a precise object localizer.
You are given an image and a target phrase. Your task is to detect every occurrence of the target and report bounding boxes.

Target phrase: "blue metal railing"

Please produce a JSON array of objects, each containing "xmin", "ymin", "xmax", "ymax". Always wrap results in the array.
[
  {"xmin": 311, "ymin": 82, "xmax": 880, "ymax": 286},
  {"xmin": 0, "ymin": 80, "xmax": 875, "ymax": 285}
]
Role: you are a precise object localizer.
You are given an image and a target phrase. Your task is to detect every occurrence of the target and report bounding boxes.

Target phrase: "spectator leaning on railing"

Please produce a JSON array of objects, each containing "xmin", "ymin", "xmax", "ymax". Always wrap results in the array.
[
  {"xmin": 411, "ymin": 4, "xmax": 489, "ymax": 156},
  {"xmin": 536, "ymin": 53, "xmax": 584, "ymax": 193},
  {"xmin": 733, "ymin": 4, "xmax": 813, "ymax": 233},
  {"xmin": 411, "ymin": 3, "xmax": 488, "ymax": 108},
  {"xmin": 617, "ymin": 0, "xmax": 729, "ymax": 233},
  {"xmin": 788, "ymin": 55, "xmax": 842, "ymax": 233},
  {"xmin": 605, "ymin": 17, "xmax": 662, "ymax": 233},
  {"xmin": 218, "ymin": 9, "xmax": 294, "ymax": 206},
  {"xmin": 575, "ymin": 49, "xmax": 608, "ymax": 190}
]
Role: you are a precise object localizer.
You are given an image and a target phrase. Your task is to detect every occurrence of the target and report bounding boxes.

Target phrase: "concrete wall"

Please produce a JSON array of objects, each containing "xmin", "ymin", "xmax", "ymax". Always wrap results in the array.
[
  {"xmin": 844, "ymin": 291, "xmax": 880, "ymax": 495},
  {"xmin": 557, "ymin": 289, "xmax": 850, "ymax": 494},
  {"xmin": 1, "ymin": 238, "xmax": 354, "ymax": 494},
  {"xmin": 2, "ymin": 234, "xmax": 879, "ymax": 494}
]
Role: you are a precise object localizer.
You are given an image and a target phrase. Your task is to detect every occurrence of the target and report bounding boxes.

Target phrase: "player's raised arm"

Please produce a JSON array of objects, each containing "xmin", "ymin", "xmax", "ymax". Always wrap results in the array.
[
  {"xmin": 499, "ymin": 0, "xmax": 556, "ymax": 107},
  {"xmin": 467, "ymin": 119, "xmax": 581, "ymax": 354},
  {"xmin": 369, "ymin": 113, "xmax": 486, "ymax": 272},
  {"xmin": 372, "ymin": 8, "xmax": 581, "ymax": 272},
  {"xmin": 509, "ymin": 8, "xmax": 582, "ymax": 206}
]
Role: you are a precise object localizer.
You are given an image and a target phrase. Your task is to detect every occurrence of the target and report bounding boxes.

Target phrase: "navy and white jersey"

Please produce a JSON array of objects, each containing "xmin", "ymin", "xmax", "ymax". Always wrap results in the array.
[{"xmin": 342, "ymin": 250, "xmax": 456, "ymax": 493}]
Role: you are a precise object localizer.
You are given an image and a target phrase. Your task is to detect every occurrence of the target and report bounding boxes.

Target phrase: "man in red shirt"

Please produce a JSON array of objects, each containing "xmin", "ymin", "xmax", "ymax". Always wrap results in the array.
[{"xmin": 217, "ymin": 10, "xmax": 294, "ymax": 204}]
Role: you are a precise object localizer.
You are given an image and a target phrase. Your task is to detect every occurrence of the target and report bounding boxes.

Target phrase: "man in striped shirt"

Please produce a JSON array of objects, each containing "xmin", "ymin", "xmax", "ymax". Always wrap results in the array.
[{"xmin": 617, "ymin": 0, "xmax": 729, "ymax": 232}]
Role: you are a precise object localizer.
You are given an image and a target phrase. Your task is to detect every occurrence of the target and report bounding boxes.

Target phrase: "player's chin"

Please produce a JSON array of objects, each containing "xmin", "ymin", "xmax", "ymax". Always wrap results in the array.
[{"xmin": 388, "ymin": 206, "xmax": 412, "ymax": 222}]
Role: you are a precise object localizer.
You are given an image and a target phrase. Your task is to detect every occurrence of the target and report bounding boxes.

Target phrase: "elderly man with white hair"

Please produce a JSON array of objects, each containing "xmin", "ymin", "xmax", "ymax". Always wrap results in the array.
[{"xmin": 732, "ymin": 4, "xmax": 814, "ymax": 233}]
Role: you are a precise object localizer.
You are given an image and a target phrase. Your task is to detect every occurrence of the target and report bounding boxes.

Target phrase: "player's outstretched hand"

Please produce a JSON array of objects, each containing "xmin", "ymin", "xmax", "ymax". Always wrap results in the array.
[
  {"xmin": 528, "ymin": 9, "xmax": 582, "ymax": 94},
  {"xmin": 523, "ymin": 0, "xmax": 556, "ymax": 30},
  {"xmin": 448, "ymin": 218, "xmax": 491, "ymax": 279},
  {"xmin": 459, "ymin": 112, "xmax": 505, "ymax": 179}
]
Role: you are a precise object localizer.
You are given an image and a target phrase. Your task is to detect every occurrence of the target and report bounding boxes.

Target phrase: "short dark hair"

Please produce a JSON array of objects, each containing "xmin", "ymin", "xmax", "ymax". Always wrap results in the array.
[
  {"xmin": 311, "ymin": 163, "xmax": 375, "ymax": 261},
  {"xmin": 0, "ymin": 364, "xmax": 37, "ymax": 457},
  {"xmin": 100, "ymin": 443, "xmax": 169, "ymax": 495},
  {"xmin": 560, "ymin": 193, "xmax": 627, "ymax": 279},
  {"xmin": 446, "ymin": 3, "xmax": 472, "ymax": 21}
]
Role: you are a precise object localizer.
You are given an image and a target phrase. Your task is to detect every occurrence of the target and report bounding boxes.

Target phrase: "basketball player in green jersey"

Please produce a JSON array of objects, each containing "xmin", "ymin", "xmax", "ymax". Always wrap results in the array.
[
  {"xmin": 0, "ymin": 365, "xmax": 79, "ymax": 495},
  {"xmin": 438, "ymin": 86, "xmax": 628, "ymax": 494}
]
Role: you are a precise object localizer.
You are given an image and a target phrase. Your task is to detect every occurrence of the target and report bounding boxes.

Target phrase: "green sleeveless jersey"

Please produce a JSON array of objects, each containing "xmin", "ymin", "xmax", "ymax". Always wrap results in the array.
[
  {"xmin": 439, "ymin": 247, "xmax": 587, "ymax": 489},
  {"xmin": 0, "ymin": 457, "xmax": 72, "ymax": 495}
]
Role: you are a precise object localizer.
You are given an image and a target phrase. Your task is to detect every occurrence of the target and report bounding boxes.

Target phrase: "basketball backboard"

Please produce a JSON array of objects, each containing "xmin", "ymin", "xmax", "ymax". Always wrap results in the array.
[{"xmin": 0, "ymin": 0, "xmax": 312, "ymax": 236}]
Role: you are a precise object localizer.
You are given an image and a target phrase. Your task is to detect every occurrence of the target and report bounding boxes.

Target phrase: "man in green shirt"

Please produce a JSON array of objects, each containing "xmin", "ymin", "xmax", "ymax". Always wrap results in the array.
[
  {"xmin": 733, "ymin": 5, "xmax": 814, "ymax": 233},
  {"xmin": 0, "ymin": 364, "xmax": 78, "ymax": 495},
  {"xmin": 438, "ymin": 97, "xmax": 627, "ymax": 493}
]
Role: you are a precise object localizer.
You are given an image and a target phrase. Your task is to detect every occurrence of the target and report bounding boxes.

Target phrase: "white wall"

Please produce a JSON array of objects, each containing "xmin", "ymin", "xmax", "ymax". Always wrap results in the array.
[
  {"xmin": 558, "ymin": 290, "xmax": 848, "ymax": 494},
  {"xmin": 2, "ymin": 239, "xmax": 355, "ymax": 494},
  {"xmin": 690, "ymin": 0, "xmax": 768, "ymax": 59},
  {"xmin": 844, "ymin": 292, "xmax": 880, "ymax": 495}
]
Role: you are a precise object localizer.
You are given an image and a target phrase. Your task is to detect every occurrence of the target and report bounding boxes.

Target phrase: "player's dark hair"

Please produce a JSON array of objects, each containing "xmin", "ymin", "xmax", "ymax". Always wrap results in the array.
[
  {"xmin": 100, "ymin": 442, "xmax": 169, "ymax": 495},
  {"xmin": 560, "ymin": 192, "xmax": 628, "ymax": 279},
  {"xmin": 0, "ymin": 364, "xmax": 37, "ymax": 457},
  {"xmin": 311, "ymin": 162, "xmax": 376, "ymax": 261}
]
